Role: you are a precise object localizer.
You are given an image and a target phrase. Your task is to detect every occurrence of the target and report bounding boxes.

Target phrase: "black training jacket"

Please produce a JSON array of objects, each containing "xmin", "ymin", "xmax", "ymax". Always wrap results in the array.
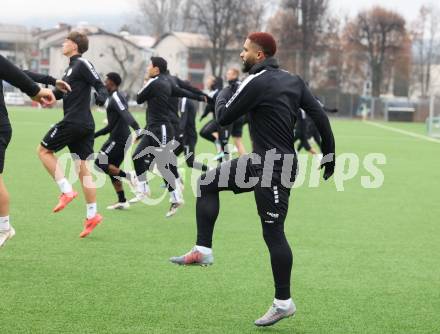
[
  {"xmin": 163, "ymin": 73, "xmax": 205, "ymax": 128},
  {"xmin": 215, "ymin": 57, "xmax": 335, "ymax": 169},
  {"xmin": 136, "ymin": 74, "xmax": 172, "ymax": 128},
  {"xmin": 53, "ymin": 54, "xmax": 107, "ymax": 129},
  {"xmin": 0, "ymin": 55, "xmax": 40, "ymax": 128},
  {"xmin": 95, "ymin": 90, "xmax": 140, "ymax": 142}
]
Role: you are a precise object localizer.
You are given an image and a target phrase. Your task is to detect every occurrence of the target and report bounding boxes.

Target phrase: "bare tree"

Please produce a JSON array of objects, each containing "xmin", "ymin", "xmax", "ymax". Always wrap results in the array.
[
  {"xmin": 109, "ymin": 44, "xmax": 146, "ymax": 96},
  {"xmin": 136, "ymin": 0, "xmax": 192, "ymax": 38},
  {"xmin": 187, "ymin": 0, "xmax": 266, "ymax": 77},
  {"xmin": 343, "ymin": 7, "xmax": 408, "ymax": 97},
  {"xmin": 411, "ymin": 4, "xmax": 440, "ymax": 97},
  {"xmin": 269, "ymin": 0, "xmax": 329, "ymax": 81}
]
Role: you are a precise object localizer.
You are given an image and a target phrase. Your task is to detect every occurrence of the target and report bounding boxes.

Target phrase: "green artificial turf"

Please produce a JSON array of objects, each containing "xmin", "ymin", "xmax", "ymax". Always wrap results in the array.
[{"xmin": 0, "ymin": 107, "xmax": 439, "ymax": 333}]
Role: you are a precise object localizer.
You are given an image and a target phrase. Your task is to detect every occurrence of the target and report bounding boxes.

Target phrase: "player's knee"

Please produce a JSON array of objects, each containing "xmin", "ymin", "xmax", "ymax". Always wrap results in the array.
[
  {"xmin": 110, "ymin": 175, "xmax": 118, "ymax": 184},
  {"xmin": 37, "ymin": 144, "xmax": 50, "ymax": 158},
  {"xmin": 94, "ymin": 156, "xmax": 109, "ymax": 174}
]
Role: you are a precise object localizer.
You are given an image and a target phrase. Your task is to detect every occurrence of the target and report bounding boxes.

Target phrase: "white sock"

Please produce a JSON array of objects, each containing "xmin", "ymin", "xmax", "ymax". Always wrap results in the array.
[
  {"xmin": 214, "ymin": 140, "xmax": 222, "ymax": 153},
  {"xmin": 177, "ymin": 177, "xmax": 183, "ymax": 188},
  {"xmin": 86, "ymin": 203, "xmax": 97, "ymax": 219},
  {"xmin": 0, "ymin": 216, "xmax": 10, "ymax": 231},
  {"xmin": 57, "ymin": 178, "xmax": 72, "ymax": 194},
  {"xmin": 274, "ymin": 298, "xmax": 292, "ymax": 308},
  {"xmin": 137, "ymin": 181, "xmax": 149, "ymax": 194},
  {"xmin": 195, "ymin": 245, "xmax": 212, "ymax": 255},
  {"xmin": 170, "ymin": 189, "xmax": 183, "ymax": 204}
]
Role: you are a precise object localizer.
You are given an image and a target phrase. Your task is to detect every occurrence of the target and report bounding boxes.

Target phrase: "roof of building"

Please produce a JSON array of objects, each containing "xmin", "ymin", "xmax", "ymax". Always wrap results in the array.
[
  {"xmin": 40, "ymin": 24, "xmax": 146, "ymax": 51},
  {"xmin": 120, "ymin": 32, "xmax": 156, "ymax": 50},
  {"xmin": 153, "ymin": 32, "xmax": 212, "ymax": 49}
]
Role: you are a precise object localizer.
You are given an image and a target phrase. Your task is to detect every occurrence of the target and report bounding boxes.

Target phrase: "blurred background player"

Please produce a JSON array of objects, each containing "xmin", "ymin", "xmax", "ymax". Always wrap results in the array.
[
  {"xmin": 225, "ymin": 68, "xmax": 247, "ymax": 156},
  {"xmin": 199, "ymin": 76, "xmax": 232, "ymax": 162},
  {"xmin": 0, "ymin": 55, "xmax": 57, "ymax": 248},
  {"xmin": 162, "ymin": 69, "xmax": 206, "ymax": 187},
  {"xmin": 36, "ymin": 31, "xmax": 108, "ymax": 238},
  {"xmin": 94, "ymin": 72, "xmax": 141, "ymax": 210},
  {"xmin": 174, "ymin": 94, "xmax": 210, "ymax": 172},
  {"xmin": 130, "ymin": 57, "xmax": 184, "ymax": 217}
]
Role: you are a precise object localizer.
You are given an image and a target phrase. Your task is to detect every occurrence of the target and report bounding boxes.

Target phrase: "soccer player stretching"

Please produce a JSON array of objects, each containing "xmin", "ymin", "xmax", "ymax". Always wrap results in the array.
[
  {"xmin": 130, "ymin": 57, "xmax": 184, "ymax": 217},
  {"xmin": 0, "ymin": 55, "xmax": 56, "ymax": 248},
  {"xmin": 170, "ymin": 32, "xmax": 336, "ymax": 326},
  {"xmin": 94, "ymin": 73, "xmax": 141, "ymax": 210},
  {"xmin": 37, "ymin": 31, "xmax": 108, "ymax": 238}
]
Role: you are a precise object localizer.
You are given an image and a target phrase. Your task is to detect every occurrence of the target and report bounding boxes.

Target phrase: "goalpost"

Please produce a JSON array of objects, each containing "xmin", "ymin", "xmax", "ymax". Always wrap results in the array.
[{"xmin": 427, "ymin": 95, "xmax": 440, "ymax": 138}]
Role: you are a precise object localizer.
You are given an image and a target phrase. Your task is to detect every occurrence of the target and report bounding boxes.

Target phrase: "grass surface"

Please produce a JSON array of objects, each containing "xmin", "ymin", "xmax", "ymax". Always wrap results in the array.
[{"xmin": 0, "ymin": 107, "xmax": 439, "ymax": 333}]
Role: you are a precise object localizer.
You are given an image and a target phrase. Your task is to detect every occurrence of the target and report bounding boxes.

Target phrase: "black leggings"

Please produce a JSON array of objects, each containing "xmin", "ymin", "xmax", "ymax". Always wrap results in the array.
[
  {"xmin": 132, "ymin": 126, "xmax": 179, "ymax": 191},
  {"xmin": 196, "ymin": 156, "xmax": 294, "ymax": 300},
  {"xmin": 174, "ymin": 136, "xmax": 209, "ymax": 171}
]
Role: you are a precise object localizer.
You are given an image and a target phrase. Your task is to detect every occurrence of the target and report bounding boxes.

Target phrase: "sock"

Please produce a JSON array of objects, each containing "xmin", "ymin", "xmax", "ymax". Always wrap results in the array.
[
  {"xmin": 117, "ymin": 191, "xmax": 126, "ymax": 203},
  {"xmin": 118, "ymin": 170, "xmax": 126, "ymax": 178},
  {"xmin": 136, "ymin": 181, "xmax": 149, "ymax": 194},
  {"xmin": 0, "ymin": 216, "xmax": 10, "ymax": 231},
  {"xmin": 195, "ymin": 245, "xmax": 212, "ymax": 255},
  {"xmin": 57, "ymin": 178, "xmax": 72, "ymax": 194},
  {"xmin": 274, "ymin": 298, "xmax": 292, "ymax": 308},
  {"xmin": 177, "ymin": 177, "xmax": 183, "ymax": 188},
  {"xmin": 214, "ymin": 139, "xmax": 222, "ymax": 153},
  {"xmin": 169, "ymin": 188, "xmax": 183, "ymax": 204},
  {"xmin": 86, "ymin": 203, "xmax": 97, "ymax": 219}
]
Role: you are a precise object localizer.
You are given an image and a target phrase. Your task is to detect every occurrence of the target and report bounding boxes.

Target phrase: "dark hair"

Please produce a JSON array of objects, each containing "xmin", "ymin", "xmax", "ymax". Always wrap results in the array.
[
  {"xmin": 66, "ymin": 31, "xmax": 89, "ymax": 54},
  {"xmin": 106, "ymin": 72, "xmax": 122, "ymax": 86},
  {"xmin": 213, "ymin": 76, "xmax": 223, "ymax": 90},
  {"xmin": 247, "ymin": 32, "xmax": 277, "ymax": 57},
  {"xmin": 150, "ymin": 56, "xmax": 167, "ymax": 73}
]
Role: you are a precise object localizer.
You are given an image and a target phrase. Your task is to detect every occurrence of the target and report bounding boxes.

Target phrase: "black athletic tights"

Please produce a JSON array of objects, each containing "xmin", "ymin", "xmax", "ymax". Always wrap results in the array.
[{"xmin": 195, "ymin": 163, "xmax": 293, "ymax": 300}]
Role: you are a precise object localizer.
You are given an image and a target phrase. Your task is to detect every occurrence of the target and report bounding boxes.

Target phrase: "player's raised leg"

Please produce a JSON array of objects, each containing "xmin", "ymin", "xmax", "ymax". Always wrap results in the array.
[
  {"xmin": 77, "ymin": 159, "xmax": 102, "ymax": 238},
  {"xmin": 37, "ymin": 144, "xmax": 78, "ymax": 212}
]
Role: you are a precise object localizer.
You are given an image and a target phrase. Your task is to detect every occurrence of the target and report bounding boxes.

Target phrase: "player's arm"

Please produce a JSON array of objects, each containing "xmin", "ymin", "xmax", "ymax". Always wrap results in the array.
[
  {"xmin": 136, "ymin": 77, "xmax": 159, "ymax": 104},
  {"xmin": 79, "ymin": 60, "xmax": 108, "ymax": 106},
  {"xmin": 23, "ymin": 70, "xmax": 56, "ymax": 86},
  {"xmin": 299, "ymin": 78, "xmax": 335, "ymax": 178},
  {"xmin": 0, "ymin": 55, "xmax": 55, "ymax": 106},
  {"xmin": 171, "ymin": 84, "xmax": 205, "ymax": 102},
  {"xmin": 0, "ymin": 55, "xmax": 40, "ymax": 97},
  {"xmin": 94, "ymin": 124, "xmax": 111, "ymax": 138},
  {"xmin": 23, "ymin": 70, "xmax": 71, "ymax": 94},
  {"xmin": 215, "ymin": 76, "xmax": 263, "ymax": 126},
  {"xmin": 176, "ymin": 77, "xmax": 206, "ymax": 96},
  {"xmin": 113, "ymin": 94, "xmax": 141, "ymax": 133}
]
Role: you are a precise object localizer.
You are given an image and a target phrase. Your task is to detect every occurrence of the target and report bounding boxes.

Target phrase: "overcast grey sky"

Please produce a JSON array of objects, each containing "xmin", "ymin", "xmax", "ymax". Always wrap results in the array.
[{"xmin": 0, "ymin": 0, "xmax": 433, "ymax": 31}]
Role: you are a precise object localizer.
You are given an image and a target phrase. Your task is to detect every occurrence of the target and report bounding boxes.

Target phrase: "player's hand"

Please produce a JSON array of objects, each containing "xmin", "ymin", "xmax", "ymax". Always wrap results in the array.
[
  {"xmin": 320, "ymin": 153, "xmax": 335, "ymax": 180},
  {"xmin": 309, "ymin": 148, "xmax": 317, "ymax": 155},
  {"xmin": 31, "ymin": 88, "xmax": 56, "ymax": 107},
  {"xmin": 94, "ymin": 93, "xmax": 106, "ymax": 106},
  {"xmin": 55, "ymin": 80, "xmax": 71, "ymax": 93}
]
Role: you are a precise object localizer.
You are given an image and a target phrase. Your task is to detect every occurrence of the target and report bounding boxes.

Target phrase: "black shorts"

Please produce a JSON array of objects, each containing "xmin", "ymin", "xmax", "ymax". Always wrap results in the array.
[
  {"xmin": 231, "ymin": 116, "xmax": 246, "ymax": 138},
  {"xmin": 41, "ymin": 121, "xmax": 94, "ymax": 160},
  {"xmin": 200, "ymin": 156, "xmax": 296, "ymax": 224},
  {"xmin": 0, "ymin": 126, "xmax": 12, "ymax": 173},
  {"xmin": 98, "ymin": 138, "xmax": 126, "ymax": 167},
  {"xmin": 133, "ymin": 124, "xmax": 173, "ymax": 161}
]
